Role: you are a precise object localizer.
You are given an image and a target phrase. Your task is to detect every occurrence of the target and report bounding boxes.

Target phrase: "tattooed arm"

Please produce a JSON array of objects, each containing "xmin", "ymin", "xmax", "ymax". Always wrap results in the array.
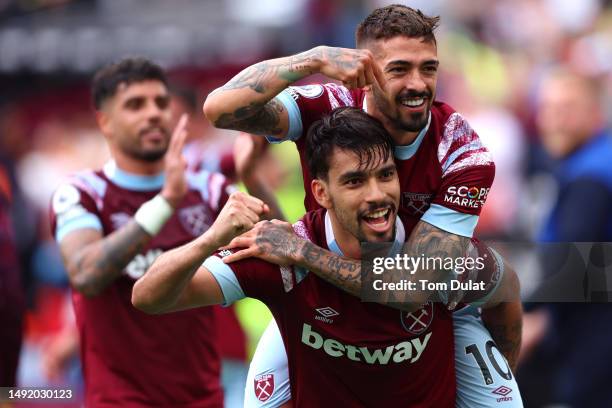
[
  {"xmin": 223, "ymin": 220, "xmax": 468, "ymax": 311},
  {"xmin": 59, "ymin": 224, "xmax": 153, "ymax": 297},
  {"xmin": 203, "ymin": 47, "xmax": 383, "ymax": 138},
  {"xmin": 56, "ymin": 116, "xmax": 191, "ymax": 298},
  {"xmin": 480, "ymin": 264, "xmax": 523, "ymax": 371}
]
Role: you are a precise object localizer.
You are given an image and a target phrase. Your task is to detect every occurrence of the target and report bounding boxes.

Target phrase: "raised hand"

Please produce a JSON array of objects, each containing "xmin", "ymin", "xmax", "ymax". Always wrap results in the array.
[
  {"xmin": 221, "ymin": 219, "xmax": 303, "ymax": 266},
  {"xmin": 161, "ymin": 113, "xmax": 189, "ymax": 208},
  {"xmin": 315, "ymin": 46, "xmax": 386, "ymax": 90},
  {"xmin": 206, "ymin": 192, "xmax": 269, "ymax": 248},
  {"xmin": 234, "ymin": 132, "xmax": 268, "ymax": 181}
]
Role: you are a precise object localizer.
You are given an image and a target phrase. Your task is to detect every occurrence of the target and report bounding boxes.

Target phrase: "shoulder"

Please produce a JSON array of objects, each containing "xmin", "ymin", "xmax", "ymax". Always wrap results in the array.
[
  {"xmin": 186, "ymin": 169, "xmax": 235, "ymax": 210},
  {"xmin": 432, "ymin": 102, "xmax": 494, "ymax": 177},
  {"xmin": 52, "ymin": 169, "xmax": 107, "ymax": 212},
  {"xmin": 295, "ymin": 209, "xmax": 327, "ymax": 244}
]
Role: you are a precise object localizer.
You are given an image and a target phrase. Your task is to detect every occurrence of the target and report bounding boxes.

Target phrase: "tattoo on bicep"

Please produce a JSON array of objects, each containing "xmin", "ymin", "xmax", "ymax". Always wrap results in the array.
[
  {"xmin": 221, "ymin": 63, "xmax": 278, "ymax": 94},
  {"xmin": 214, "ymin": 100, "xmax": 285, "ymax": 135}
]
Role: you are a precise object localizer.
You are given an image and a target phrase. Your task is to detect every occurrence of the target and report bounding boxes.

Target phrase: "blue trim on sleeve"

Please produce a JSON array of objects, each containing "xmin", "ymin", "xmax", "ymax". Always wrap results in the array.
[
  {"xmin": 265, "ymin": 91, "xmax": 303, "ymax": 144},
  {"xmin": 421, "ymin": 204, "xmax": 479, "ymax": 237},
  {"xmin": 56, "ymin": 213, "xmax": 103, "ymax": 243},
  {"xmin": 203, "ymin": 255, "xmax": 246, "ymax": 306}
]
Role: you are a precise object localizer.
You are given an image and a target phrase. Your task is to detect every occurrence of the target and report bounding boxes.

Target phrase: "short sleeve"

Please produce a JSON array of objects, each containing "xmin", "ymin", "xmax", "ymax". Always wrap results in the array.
[
  {"xmin": 266, "ymin": 84, "xmax": 361, "ymax": 144},
  {"xmin": 50, "ymin": 183, "xmax": 102, "ymax": 243},
  {"xmin": 204, "ymin": 249, "xmax": 293, "ymax": 305},
  {"xmin": 422, "ymin": 113, "xmax": 495, "ymax": 237}
]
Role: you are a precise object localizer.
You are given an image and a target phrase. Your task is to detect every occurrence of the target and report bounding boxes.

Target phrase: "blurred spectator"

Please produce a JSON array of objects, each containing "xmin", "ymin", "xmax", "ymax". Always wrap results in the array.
[{"xmin": 519, "ymin": 68, "xmax": 612, "ymax": 407}]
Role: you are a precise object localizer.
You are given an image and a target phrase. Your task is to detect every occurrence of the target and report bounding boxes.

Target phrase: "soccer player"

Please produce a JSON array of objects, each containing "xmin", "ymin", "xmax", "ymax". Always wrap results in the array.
[
  {"xmin": 49, "ymin": 58, "xmax": 235, "ymax": 407},
  {"xmin": 204, "ymin": 4, "xmax": 522, "ymax": 407},
  {"xmin": 133, "ymin": 108, "xmax": 519, "ymax": 406}
]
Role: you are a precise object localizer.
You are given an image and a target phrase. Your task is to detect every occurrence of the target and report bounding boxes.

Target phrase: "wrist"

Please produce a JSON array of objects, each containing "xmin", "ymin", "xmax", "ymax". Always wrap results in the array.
[
  {"xmin": 134, "ymin": 194, "xmax": 174, "ymax": 236},
  {"xmin": 160, "ymin": 190, "xmax": 182, "ymax": 209},
  {"xmin": 291, "ymin": 238, "xmax": 309, "ymax": 266}
]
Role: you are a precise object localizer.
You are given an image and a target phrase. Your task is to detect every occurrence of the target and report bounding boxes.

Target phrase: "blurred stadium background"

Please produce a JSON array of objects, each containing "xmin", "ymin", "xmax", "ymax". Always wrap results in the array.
[{"xmin": 1, "ymin": 0, "xmax": 611, "ymax": 407}]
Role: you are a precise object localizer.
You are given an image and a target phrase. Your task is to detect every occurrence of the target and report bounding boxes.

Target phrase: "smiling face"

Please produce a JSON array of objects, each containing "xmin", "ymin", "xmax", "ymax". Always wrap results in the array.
[
  {"xmin": 367, "ymin": 36, "xmax": 438, "ymax": 135},
  {"xmin": 313, "ymin": 146, "xmax": 400, "ymax": 244},
  {"xmin": 98, "ymin": 80, "xmax": 172, "ymax": 162}
]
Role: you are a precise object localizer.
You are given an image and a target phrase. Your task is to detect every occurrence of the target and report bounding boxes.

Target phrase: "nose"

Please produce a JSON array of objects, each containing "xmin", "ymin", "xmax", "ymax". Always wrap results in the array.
[
  {"xmin": 145, "ymin": 100, "xmax": 163, "ymax": 123},
  {"xmin": 404, "ymin": 69, "xmax": 427, "ymax": 93},
  {"xmin": 364, "ymin": 178, "xmax": 386, "ymax": 203}
]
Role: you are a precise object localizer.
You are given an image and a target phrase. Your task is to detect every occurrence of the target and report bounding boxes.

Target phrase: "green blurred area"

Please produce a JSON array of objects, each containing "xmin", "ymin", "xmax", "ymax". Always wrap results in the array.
[{"xmin": 235, "ymin": 141, "xmax": 305, "ymax": 359}]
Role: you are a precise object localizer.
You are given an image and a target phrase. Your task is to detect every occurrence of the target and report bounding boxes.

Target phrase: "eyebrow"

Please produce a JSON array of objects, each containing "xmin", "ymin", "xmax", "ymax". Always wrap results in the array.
[
  {"xmin": 337, "ymin": 163, "xmax": 396, "ymax": 182},
  {"xmin": 376, "ymin": 164, "xmax": 397, "ymax": 175},
  {"xmin": 386, "ymin": 59, "xmax": 439, "ymax": 68},
  {"xmin": 338, "ymin": 170, "xmax": 366, "ymax": 183}
]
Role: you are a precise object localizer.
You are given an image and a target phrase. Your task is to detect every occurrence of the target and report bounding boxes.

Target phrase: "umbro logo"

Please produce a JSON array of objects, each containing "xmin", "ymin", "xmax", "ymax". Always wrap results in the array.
[
  {"xmin": 492, "ymin": 386, "xmax": 513, "ymax": 403},
  {"xmin": 492, "ymin": 386, "xmax": 512, "ymax": 396},
  {"xmin": 315, "ymin": 307, "xmax": 339, "ymax": 323}
]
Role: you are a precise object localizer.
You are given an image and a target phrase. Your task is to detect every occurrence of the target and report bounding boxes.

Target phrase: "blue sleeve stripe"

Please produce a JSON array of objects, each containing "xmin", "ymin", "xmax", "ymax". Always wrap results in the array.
[
  {"xmin": 203, "ymin": 255, "xmax": 245, "ymax": 306},
  {"xmin": 421, "ymin": 204, "xmax": 479, "ymax": 237},
  {"xmin": 56, "ymin": 213, "xmax": 103, "ymax": 243},
  {"xmin": 265, "ymin": 91, "xmax": 303, "ymax": 144}
]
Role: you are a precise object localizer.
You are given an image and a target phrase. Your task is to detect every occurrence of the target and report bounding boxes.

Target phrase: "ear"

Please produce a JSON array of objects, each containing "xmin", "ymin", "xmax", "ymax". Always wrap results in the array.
[
  {"xmin": 311, "ymin": 179, "xmax": 332, "ymax": 209},
  {"xmin": 95, "ymin": 110, "xmax": 112, "ymax": 140}
]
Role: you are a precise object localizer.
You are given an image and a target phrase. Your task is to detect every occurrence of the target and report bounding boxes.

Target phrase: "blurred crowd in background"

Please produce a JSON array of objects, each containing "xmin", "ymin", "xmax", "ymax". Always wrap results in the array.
[{"xmin": 1, "ymin": 0, "xmax": 611, "ymax": 407}]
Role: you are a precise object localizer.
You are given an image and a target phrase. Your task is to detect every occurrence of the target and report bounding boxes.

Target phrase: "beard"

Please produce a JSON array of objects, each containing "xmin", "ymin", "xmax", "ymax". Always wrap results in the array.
[{"xmin": 372, "ymin": 88, "xmax": 432, "ymax": 133}]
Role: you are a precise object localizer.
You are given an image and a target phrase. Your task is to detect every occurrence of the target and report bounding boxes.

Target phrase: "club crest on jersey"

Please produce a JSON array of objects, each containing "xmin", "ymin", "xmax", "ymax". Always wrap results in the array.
[
  {"xmin": 254, "ymin": 373, "xmax": 275, "ymax": 402},
  {"xmin": 178, "ymin": 204, "xmax": 211, "ymax": 236},
  {"xmin": 401, "ymin": 192, "xmax": 432, "ymax": 216},
  {"xmin": 400, "ymin": 302, "xmax": 434, "ymax": 335}
]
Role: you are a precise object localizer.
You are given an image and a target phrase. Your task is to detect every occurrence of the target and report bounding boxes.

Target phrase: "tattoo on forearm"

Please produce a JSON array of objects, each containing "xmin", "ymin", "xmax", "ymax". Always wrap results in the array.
[
  {"xmin": 214, "ymin": 100, "xmax": 285, "ymax": 135},
  {"xmin": 484, "ymin": 322, "xmax": 522, "ymax": 371},
  {"xmin": 74, "ymin": 221, "xmax": 151, "ymax": 291},
  {"xmin": 299, "ymin": 241, "xmax": 362, "ymax": 296}
]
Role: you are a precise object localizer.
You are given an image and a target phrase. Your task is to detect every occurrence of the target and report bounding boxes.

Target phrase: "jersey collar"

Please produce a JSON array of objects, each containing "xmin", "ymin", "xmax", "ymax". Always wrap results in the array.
[
  {"xmin": 362, "ymin": 95, "xmax": 431, "ymax": 161},
  {"xmin": 324, "ymin": 210, "xmax": 406, "ymax": 256},
  {"xmin": 103, "ymin": 161, "xmax": 165, "ymax": 191}
]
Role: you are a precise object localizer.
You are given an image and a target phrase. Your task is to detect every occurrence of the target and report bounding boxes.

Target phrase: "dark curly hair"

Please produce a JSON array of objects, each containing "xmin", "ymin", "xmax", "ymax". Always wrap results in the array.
[
  {"xmin": 91, "ymin": 57, "xmax": 167, "ymax": 109},
  {"xmin": 356, "ymin": 4, "xmax": 440, "ymax": 47},
  {"xmin": 306, "ymin": 107, "xmax": 394, "ymax": 180}
]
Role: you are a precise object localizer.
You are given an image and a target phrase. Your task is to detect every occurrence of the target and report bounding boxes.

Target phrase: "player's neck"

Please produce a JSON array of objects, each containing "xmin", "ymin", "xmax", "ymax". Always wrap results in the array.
[
  {"xmin": 112, "ymin": 152, "xmax": 164, "ymax": 176},
  {"xmin": 327, "ymin": 212, "xmax": 362, "ymax": 259},
  {"xmin": 390, "ymin": 129, "xmax": 419, "ymax": 146}
]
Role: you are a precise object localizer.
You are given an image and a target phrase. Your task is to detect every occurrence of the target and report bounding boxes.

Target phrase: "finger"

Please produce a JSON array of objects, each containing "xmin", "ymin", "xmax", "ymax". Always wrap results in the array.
[
  {"xmin": 343, "ymin": 80, "xmax": 357, "ymax": 90},
  {"xmin": 169, "ymin": 114, "xmax": 189, "ymax": 154},
  {"xmin": 242, "ymin": 195, "xmax": 267, "ymax": 215},
  {"xmin": 371, "ymin": 61, "xmax": 387, "ymax": 91},
  {"xmin": 364, "ymin": 65, "xmax": 376, "ymax": 88},
  {"xmin": 222, "ymin": 248, "xmax": 257, "ymax": 264},
  {"xmin": 357, "ymin": 69, "xmax": 367, "ymax": 89},
  {"xmin": 220, "ymin": 236, "xmax": 255, "ymax": 250},
  {"xmin": 242, "ymin": 209, "xmax": 261, "ymax": 225}
]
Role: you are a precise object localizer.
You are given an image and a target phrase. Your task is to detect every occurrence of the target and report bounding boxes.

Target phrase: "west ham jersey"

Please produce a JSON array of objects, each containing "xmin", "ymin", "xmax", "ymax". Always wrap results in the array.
[
  {"xmin": 271, "ymin": 83, "xmax": 494, "ymax": 238},
  {"xmin": 49, "ymin": 161, "xmax": 231, "ymax": 408},
  {"xmin": 206, "ymin": 209, "xmax": 456, "ymax": 407}
]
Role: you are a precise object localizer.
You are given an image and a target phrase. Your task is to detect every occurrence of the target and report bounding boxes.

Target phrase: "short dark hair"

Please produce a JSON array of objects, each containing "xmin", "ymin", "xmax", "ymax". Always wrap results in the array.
[
  {"xmin": 91, "ymin": 57, "xmax": 168, "ymax": 109},
  {"xmin": 356, "ymin": 4, "xmax": 440, "ymax": 47},
  {"xmin": 306, "ymin": 107, "xmax": 394, "ymax": 180}
]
